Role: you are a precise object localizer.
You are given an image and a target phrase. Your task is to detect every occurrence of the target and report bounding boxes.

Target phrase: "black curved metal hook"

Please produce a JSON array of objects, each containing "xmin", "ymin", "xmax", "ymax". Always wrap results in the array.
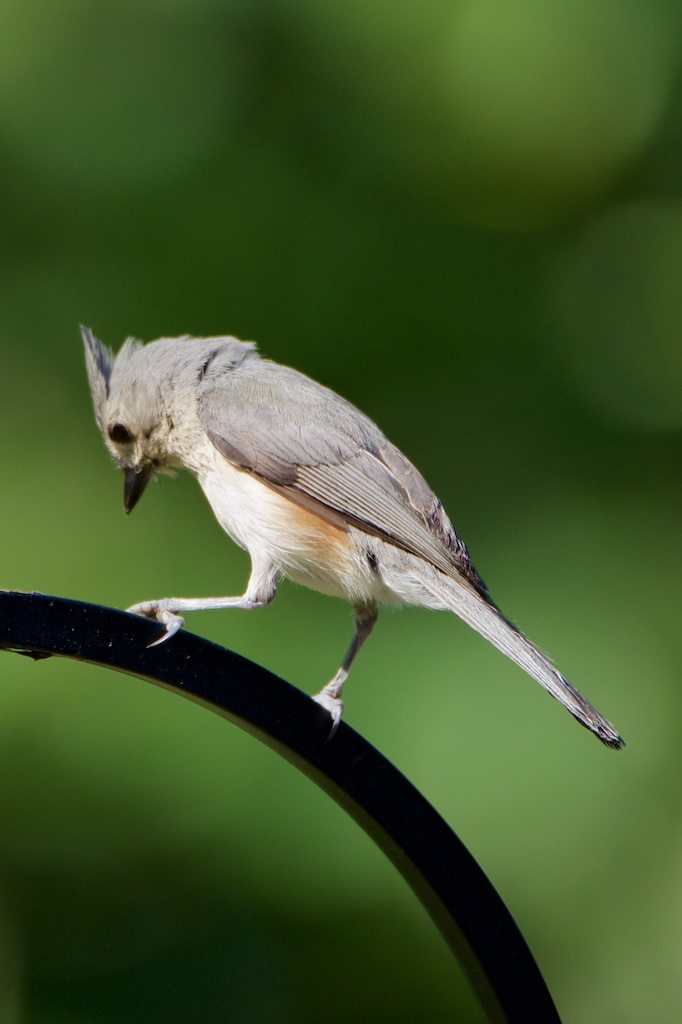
[{"xmin": 0, "ymin": 591, "xmax": 560, "ymax": 1023}]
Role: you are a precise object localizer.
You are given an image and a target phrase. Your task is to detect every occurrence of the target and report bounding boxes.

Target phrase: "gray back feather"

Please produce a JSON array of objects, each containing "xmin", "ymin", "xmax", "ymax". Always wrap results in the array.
[{"xmin": 198, "ymin": 356, "xmax": 490, "ymax": 597}]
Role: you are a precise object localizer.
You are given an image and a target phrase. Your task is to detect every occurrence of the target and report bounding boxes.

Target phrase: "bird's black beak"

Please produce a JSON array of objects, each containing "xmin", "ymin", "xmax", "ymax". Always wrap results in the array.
[{"xmin": 123, "ymin": 465, "xmax": 153, "ymax": 515}]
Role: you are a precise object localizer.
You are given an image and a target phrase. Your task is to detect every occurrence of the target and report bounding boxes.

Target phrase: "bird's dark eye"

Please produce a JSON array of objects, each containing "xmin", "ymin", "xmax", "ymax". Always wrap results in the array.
[{"xmin": 108, "ymin": 422, "xmax": 133, "ymax": 444}]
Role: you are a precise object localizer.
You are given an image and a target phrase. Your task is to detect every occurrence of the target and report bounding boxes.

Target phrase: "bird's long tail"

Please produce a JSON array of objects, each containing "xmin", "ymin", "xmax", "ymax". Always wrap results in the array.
[{"xmin": 426, "ymin": 572, "xmax": 624, "ymax": 749}]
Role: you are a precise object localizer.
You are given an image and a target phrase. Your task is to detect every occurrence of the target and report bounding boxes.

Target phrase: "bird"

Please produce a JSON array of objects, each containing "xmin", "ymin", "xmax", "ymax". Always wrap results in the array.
[{"xmin": 81, "ymin": 326, "xmax": 624, "ymax": 749}]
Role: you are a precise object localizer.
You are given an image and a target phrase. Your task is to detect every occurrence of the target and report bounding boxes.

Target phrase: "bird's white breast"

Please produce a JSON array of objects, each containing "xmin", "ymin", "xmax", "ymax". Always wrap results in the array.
[{"xmin": 198, "ymin": 451, "xmax": 382, "ymax": 603}]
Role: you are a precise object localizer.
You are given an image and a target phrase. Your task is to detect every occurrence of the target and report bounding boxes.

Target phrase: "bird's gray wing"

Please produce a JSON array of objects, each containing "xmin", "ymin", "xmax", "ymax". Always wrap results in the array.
[{"xmin": 197, "ymin": 356, "xmax": 489, "ymax": 596}]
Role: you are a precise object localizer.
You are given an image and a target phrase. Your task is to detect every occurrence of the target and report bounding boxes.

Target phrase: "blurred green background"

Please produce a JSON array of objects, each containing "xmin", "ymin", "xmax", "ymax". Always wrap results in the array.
[{"xmin": 0, "ymin": 0, "xmax": 680, "ymax": 1020}]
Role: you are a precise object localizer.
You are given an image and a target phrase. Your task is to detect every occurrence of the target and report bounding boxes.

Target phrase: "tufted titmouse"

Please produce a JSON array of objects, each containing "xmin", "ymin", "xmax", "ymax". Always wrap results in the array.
[{"xmin": 82, "ymin": 327, "xmax": 623, "ymax": 748}]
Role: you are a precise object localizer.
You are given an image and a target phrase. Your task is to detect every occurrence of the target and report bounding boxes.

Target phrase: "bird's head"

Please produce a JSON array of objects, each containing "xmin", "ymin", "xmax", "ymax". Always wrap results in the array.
[{"xmin": 81, "ymin": 326, "xmax": 173, "ymax": 513}]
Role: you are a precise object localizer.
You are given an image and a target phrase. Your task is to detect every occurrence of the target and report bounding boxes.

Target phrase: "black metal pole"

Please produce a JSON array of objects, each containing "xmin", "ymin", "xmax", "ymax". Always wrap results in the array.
[{"xmin": 0, "ymin": 590, "xmax": 561, "ymax": 1023}]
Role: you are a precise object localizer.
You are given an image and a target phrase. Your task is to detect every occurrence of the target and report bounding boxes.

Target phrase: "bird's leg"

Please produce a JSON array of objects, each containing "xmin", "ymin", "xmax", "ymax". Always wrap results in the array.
[
  {"xmin": 127, "ymin": 560, "xmax": 279, "ymax": 647},
  {"xmin": 312, "ymin": 601, "xmax": 378, "ymax": 736}
]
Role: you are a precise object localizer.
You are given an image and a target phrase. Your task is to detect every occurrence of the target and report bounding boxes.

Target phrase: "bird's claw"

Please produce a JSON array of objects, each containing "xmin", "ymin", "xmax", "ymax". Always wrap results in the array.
[
  {"xmin": 126, "ymin": 600, "xmax": 185, "ymax": 647},
  {"xmin": 311, "ymin": 687, "xmax": 344, "ymax": 739}
]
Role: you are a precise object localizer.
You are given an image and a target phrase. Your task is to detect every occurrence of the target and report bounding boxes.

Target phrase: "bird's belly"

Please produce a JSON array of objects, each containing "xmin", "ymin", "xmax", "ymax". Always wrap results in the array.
[{"xmin": 199, "ymin": 462, "xmax": 379, "ymax": 602}]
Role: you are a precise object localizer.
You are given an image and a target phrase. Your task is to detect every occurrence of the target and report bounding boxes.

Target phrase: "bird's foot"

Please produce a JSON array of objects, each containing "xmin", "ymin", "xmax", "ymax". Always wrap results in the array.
[
  {"xmin": 126, "ymin": 599, "xmax": 185, "ymax": 647},
  {"xmin": 311, "ymin": 682, "xmax": 344, "ymax": 739}
]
